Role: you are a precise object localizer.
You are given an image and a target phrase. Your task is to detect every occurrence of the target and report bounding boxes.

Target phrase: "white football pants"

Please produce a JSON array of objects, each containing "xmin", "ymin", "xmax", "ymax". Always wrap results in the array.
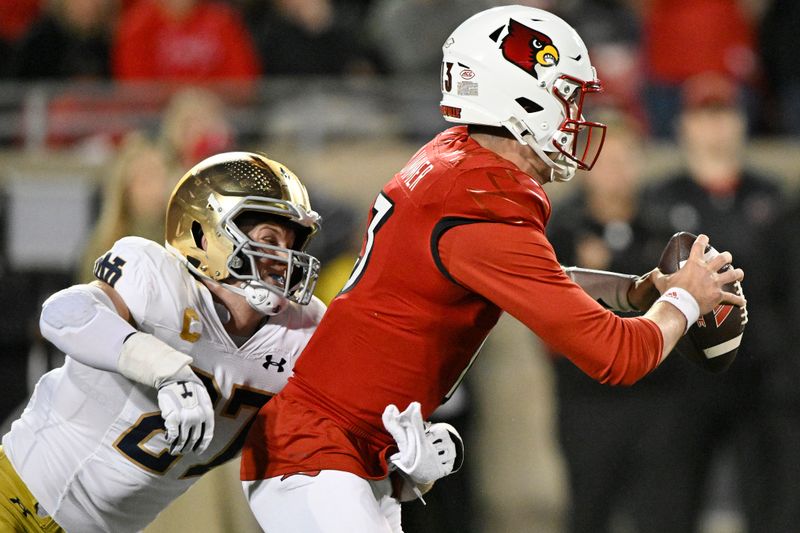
[{"xmin": 243, "ymin": 470, "xmax": 403, "ymax": 533}]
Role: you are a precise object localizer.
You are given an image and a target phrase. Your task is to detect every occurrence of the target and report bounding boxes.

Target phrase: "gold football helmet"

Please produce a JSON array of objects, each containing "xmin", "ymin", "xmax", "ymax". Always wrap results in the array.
[{"xmin": 166, "ymin": 152, "xmax": 321, "ymax": 315}]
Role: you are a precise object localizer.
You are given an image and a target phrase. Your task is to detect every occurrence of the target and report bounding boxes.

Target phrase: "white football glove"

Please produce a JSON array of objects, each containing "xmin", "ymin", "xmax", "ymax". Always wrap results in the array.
[
  {"xmin": 382, "ymin": 401, "xmax": 464, "ymax": 486},
  {"xmin": 157, "ymin": 366, "xmax": 215, "ymax": 455}
]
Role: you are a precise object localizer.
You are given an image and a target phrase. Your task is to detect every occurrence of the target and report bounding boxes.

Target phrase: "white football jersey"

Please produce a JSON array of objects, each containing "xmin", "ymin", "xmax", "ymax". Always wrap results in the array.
[{"xmin": 3, "ymin": 237, "xmax": 325, "ymax": 533}]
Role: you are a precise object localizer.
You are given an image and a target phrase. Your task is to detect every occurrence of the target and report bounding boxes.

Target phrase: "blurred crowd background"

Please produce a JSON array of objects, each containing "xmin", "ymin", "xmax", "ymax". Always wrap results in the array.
[{"xmin": 0, "ymin": 0, "xmax": 798, "ymax": 532}]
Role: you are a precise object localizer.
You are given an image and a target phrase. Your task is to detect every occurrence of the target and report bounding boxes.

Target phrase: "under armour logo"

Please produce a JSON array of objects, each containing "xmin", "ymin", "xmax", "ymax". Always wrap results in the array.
[
  {"xmin": 263, "ymin": 355, "xmax": 287, "ymax": 372},
  {"xmin": 93, "ymin": 252, "xmax": 127, "ymax": 288},
  {"xmin": 178, "ymin": 381, "xmax": 193, "ymax": 399},
  {"xmin": 10, "ymin": 497, "xmax": 31, "ymax": 517}
]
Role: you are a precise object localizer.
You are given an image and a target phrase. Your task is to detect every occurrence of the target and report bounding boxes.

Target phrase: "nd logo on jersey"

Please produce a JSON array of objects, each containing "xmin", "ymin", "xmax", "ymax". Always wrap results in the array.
[{"xmin": 94, "ymin": 252, "xmax": 127, "ymax": 288}]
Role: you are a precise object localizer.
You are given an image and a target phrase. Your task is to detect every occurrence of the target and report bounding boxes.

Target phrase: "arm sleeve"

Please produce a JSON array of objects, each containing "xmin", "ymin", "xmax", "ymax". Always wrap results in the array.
[
  {"xmin": 40, "ymin": 284, "xmax": 137, "ymax": 372},
  {"xmin": 563, "ymin": 267, "xmax": 639, "ymax": 311},
  {"xmin": 438, "ymin": 222, "xmax": 663, "ymax": 385}
]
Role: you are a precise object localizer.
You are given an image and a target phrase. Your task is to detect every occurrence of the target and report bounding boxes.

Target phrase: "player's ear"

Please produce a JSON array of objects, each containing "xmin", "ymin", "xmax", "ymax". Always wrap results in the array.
[{"xmin": 201, "ymin": 235, "xmax": 208, "ymax": 251}]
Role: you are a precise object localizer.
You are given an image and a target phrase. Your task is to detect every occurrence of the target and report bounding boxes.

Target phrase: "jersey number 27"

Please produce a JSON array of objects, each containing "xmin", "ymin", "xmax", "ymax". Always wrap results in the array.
[{"xmin": 113, "ymin": 370, "xmax": 271, "ymax": 478}]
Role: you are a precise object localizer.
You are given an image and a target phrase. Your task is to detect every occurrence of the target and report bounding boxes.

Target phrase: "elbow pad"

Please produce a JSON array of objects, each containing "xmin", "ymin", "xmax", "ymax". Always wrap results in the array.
[
  {"xmin": 564, "ymin": 267, "xmax": 638, "ymax": 312},
  {"xmin": 40, "ymin": 284, "xmax": 137, "ymax": 372}
]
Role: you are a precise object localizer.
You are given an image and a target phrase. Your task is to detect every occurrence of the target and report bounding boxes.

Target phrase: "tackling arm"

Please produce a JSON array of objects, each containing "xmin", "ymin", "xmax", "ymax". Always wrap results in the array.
[
  {"xmin": 39, "ymin": 281, "xmax": 214, "ymax": 454},
  {"xmin": 39, "ymin": 282, "xmax": 194, "ymax": 383},
  {"xmin": 564, "ymin": 267, "xmax": 662, "ymax": 312},
  {"xmin": 40, "ymin": 282, "xmax": 139, "ymax": 372},
  {"xmin": 563, "ymin": 267, "xmax": 639, "ymax": 311}
]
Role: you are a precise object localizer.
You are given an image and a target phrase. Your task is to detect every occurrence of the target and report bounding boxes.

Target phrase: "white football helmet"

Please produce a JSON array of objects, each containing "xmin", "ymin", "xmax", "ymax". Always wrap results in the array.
[
  {"xmin": 166, "ymin": 152, "xmax": 321, "ymax": 315},
  {"xmin": 440, "ymin": 5, "xmax": 607, "ymax": 182}
]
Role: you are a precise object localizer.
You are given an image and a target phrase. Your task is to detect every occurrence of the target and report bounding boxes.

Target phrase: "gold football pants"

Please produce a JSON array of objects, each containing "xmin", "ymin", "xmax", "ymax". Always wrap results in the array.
[{"xmin": 0, "ymin": 447, "xmax": 64, "ymax": 533}]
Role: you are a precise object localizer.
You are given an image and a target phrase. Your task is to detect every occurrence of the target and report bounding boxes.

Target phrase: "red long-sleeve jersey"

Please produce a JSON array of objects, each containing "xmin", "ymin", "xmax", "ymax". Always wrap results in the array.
[
  {"xmin": 112, "ymin": 0, "xmax": 260, "ymax": 81},
  {"xmin": 241, "ymin": 126, "xmax": 663, "ymax": 480}
]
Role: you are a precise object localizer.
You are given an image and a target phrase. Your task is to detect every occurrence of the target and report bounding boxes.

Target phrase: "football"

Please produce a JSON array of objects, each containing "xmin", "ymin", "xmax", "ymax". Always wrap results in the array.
[{"xmin": 657, "ymin": 232, "xmax": 747, "ymax": 373}]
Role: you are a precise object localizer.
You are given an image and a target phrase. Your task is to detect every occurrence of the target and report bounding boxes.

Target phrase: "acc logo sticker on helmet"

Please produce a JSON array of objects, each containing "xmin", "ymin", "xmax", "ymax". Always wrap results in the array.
[
  {"xmin": 460, "ymin": 69, "xmax": 475, "ymax": 80},
  {"xmin": 500, "ymin": 19, "xmax": 560, "ymax": 79}
]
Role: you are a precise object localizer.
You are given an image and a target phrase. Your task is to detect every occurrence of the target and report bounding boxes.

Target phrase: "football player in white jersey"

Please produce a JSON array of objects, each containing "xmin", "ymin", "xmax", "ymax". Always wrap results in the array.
[{"xmin": 0, "ymin": 152, "xmax": 461, "ymax": 533}]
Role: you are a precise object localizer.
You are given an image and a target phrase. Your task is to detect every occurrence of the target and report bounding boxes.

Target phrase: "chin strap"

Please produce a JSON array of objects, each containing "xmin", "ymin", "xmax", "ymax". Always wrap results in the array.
[
  {"xmin": 503, "ymin": 118, "xmax": 576, "ymax": 182},
  {"xmin": 522, "ymin": 132, "xmax": 576, "ymax": 182},
  {"xmin": 172, "ymin": 248, "xmax": 289, "ymax": 317},
  {"xmin": 222, "ymin": 282, "xmax": 288, "ymax": 316}
]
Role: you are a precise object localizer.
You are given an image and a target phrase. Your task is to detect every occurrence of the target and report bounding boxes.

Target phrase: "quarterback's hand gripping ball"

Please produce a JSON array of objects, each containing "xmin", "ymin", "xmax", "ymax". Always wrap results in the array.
[{"xmin": 657, "ymin": 232, "xmax": 748, "ymax": 372}]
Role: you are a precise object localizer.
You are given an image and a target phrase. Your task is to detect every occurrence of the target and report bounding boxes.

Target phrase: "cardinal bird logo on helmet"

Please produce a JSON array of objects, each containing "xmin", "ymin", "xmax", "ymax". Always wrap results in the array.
[{"xmin": 500, "ymin": 19, "xmax": 560, "ymax": 79}]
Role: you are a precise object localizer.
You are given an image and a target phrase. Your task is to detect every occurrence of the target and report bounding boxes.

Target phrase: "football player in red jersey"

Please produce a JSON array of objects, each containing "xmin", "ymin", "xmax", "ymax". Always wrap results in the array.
[{"xmin": 240, "ymin": 6, "xmax": 746, "ymax": 532}]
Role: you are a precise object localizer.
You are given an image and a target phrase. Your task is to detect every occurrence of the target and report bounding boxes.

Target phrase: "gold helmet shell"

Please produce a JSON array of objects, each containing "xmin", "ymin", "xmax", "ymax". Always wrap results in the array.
[{"xmin": 166, "ymin": 151, "xmax": 321, "ymax": 309}]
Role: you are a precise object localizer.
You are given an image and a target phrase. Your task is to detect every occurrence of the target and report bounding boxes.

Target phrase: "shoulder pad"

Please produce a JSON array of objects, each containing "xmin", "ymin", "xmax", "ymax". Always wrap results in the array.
[
  {"xmin": 93, "ymin": 237, "xmax": 193, "ymax": 328},
  {"xmin": 446, "ymin": 168, "xmax": 550, "ymax": 228}
]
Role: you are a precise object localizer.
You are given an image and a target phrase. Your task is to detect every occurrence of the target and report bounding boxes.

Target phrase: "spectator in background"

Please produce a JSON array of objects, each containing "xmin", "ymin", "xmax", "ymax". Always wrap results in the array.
[
  {"xmin": 0, "ymin": 0, "xmax": 42, "ymax": 77},
  {"xmin": 557, "ymin": 0, "xmax": 645, "ymax": 124},
  {"xmin": 9, "ymin": 0, "xmax": 115, "ymax": 80},
  {"xmin": 79, "ymin": 131, "xmax": 173, "ymax": 282},
  {"xmin": 760, "ymin": 0, "xmax": 800, "ymax": 136},
  {"xmin": 245, "ymin": 0, "xmax": 376, "ymax": 76},
  {"xmin": 365, "ymin": 0, "xmax": 492, "ymax": 139},
  {"xmin": 158, "ymin": 87, "xmax": 235, "ymax": 169},
  {"xmin": 640, "ymin": 0, "xmax": 759, "ymax": 138},
  {"xmin": 112, "ymin": 0, "xmax": 260, "ymax": 81},
  {"xmin": 548, "ymin": 108, "xmax": 697, "ymax": 533},
  {"xmin": 640, "ymin": 72, "xmax": 784, "ymax": 532},
  {"xmin": 366, "ymin": 0, "xmax": 492, "ymax": 76}
]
